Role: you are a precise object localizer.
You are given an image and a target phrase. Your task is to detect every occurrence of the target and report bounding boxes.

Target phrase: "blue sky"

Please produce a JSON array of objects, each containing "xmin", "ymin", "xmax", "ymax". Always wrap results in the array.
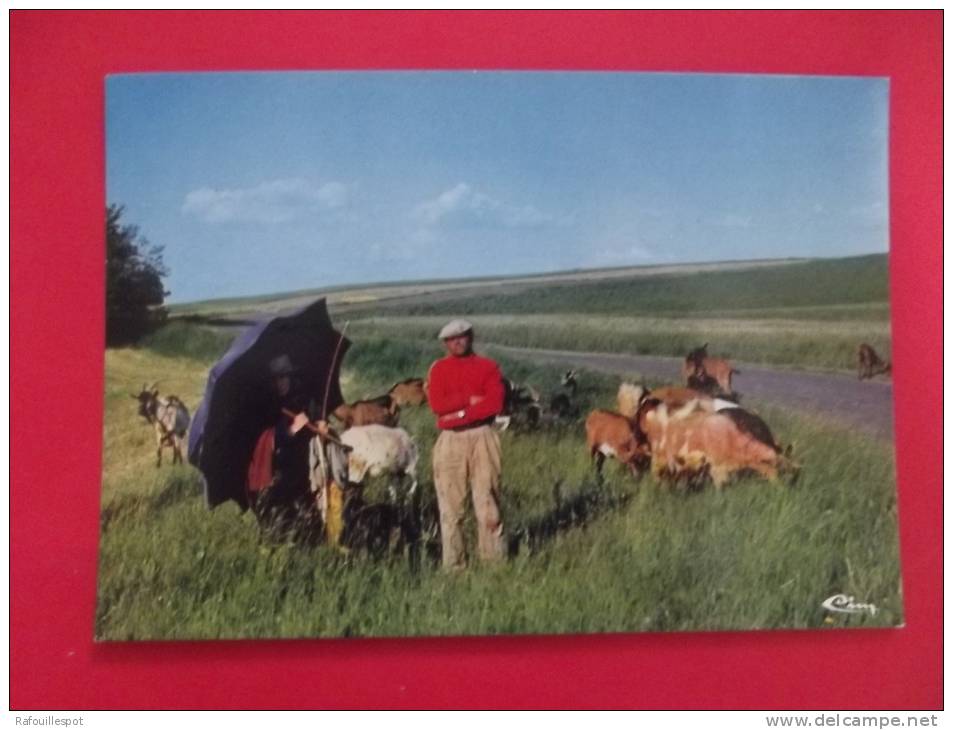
[{"xmin": 106, "ymin": 72, "xmax": 888, "ymax": 303}]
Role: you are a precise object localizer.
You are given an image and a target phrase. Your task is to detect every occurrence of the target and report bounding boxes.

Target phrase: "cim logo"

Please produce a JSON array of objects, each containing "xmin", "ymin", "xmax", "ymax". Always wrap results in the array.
[{"xmin": 822, "ymin": 594, "xmax": 877, "ymax": 616}]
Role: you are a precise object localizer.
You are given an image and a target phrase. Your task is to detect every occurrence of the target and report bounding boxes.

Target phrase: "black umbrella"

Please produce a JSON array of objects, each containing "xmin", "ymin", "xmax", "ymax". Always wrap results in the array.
[{"xmin": 188, "ymin": 299, "xmax": 350, "ymax": 510}]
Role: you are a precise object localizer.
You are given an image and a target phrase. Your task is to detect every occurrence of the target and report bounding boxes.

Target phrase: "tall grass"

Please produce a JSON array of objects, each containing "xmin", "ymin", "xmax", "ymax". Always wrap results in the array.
[
  {"xmin": 348, "ymin": 314, "xmax": 890, "ymax": 372},
  {"xmin": 97, "ymin": 330, "xmax": 902, "ymax": 640}
]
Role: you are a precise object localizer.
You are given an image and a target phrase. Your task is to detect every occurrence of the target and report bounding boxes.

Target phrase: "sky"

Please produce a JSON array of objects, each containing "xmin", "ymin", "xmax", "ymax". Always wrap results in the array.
[{"xmin": 106, "ymin": 72, "xmax": 889, "ymax": 304}]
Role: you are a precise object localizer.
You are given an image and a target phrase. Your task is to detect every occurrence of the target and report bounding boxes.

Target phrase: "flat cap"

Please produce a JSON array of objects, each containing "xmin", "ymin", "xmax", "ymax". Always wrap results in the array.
[{"xmin": 438, "ymin": 318, "xmax": 474, "ymax": 340}]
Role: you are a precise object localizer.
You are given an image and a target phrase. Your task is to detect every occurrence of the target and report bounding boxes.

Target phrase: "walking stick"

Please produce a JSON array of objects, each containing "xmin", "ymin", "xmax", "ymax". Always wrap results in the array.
[
  {"xmin": 318, "ymin": 322, "xmax": 350, "ymax": 545},
  {"xmin": 321, "ymin": 321, "xmax": 350, "ymax": 421}
]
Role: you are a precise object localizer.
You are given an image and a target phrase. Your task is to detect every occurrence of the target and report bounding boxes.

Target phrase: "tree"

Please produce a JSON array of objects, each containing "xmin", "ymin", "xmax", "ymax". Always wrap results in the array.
[{"xmin": 106, "ymin": 204, "xmax": 169, "ymax": 345}]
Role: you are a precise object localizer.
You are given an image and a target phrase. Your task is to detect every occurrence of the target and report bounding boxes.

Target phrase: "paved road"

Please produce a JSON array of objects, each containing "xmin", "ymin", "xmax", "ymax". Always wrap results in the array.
[{"xmin": 486, "ymin": 344, "xmax": 895, "ymax": 441}]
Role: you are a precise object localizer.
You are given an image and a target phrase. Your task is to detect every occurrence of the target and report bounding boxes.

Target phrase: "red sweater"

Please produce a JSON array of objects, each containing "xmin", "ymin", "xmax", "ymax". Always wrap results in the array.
[{"xmin": 427, "ymin": 353, "xmax": 505, "ymax": 430}]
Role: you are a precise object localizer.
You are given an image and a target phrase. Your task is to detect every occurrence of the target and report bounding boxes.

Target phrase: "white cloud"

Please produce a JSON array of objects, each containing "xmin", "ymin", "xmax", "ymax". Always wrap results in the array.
[
  {"xmin": 315, "ymin": 181, "xmax": 349, "ymax": 209},
  {"xmin": 412, "ymin": 183, "xmax": 564, "ymax": 229},
  {"xmin": 182, "ymin": 178, "xmax": 350, "ymax": 224}
]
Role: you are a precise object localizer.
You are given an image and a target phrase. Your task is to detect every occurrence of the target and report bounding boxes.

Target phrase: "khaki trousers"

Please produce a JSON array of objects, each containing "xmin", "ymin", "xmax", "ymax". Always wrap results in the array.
[{"xmin": 432, "ymin": 425, "xmax": 504, "ymax": 569}]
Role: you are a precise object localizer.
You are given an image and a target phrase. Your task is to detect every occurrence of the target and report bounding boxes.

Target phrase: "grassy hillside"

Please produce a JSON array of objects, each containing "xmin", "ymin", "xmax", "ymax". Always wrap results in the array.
[
  {"xmin": 97, "ymin": 325, "xmax": 902, "ymax": 640},
  {"xmin": 355, "ymin": 255, "xmax": 889, "ymax": 318},
  {"xmin": 334, "ymin": 255, "xmax": 891, "ymax": 372},
  {"xmin": 168, "ymin": 257, "xmax": 811, "ymax": 318},
  {"xmin": 163, "ymin": 255, "xmax": 892, "ymax": 372}
]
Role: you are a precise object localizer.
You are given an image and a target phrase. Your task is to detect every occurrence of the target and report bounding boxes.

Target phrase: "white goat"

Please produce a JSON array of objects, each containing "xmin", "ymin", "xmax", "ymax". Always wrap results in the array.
[{"xmin": 340, "ymin": 424, "xmax": 419, "ymax": 502}]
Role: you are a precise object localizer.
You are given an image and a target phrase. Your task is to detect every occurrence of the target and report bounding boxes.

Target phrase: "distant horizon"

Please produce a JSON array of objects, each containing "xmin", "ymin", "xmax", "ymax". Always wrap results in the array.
[
  {"xmin": 107, "ymin": 71, "xmax": 889, "ymax": 304},
  {"xmin": 167, "ymin": 251, "xmax": 884, "ymax": 308}
]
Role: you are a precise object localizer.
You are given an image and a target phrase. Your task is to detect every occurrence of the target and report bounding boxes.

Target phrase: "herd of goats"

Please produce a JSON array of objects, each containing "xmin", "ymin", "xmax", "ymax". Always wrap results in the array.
[{"xmin": 132, "ymin": 341, "xmax": 893, "ymax": 501}]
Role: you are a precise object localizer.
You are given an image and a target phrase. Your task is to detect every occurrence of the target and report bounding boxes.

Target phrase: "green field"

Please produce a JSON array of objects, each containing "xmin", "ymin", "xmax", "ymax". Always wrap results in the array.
[
  {"xmin": 97, "ymin": 320, "xmax": 902, "ymax": 640},
  {"xmin": 336, "ymin": 255, "xmax": 891, "ymax": 372},
  {"xmin": 358, "ymin": 255, "xmax": 889, "ymax": 317},
  {"xmin": 167, "ymin": 257, "xmax": 811, "ymax": 318}
]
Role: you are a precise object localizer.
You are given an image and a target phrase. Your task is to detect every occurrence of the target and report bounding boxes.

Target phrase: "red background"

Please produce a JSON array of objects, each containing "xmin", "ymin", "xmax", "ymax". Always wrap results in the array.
[{"xmin": 10, "ymin": 11, "xmax": 942, "ymax": 709}]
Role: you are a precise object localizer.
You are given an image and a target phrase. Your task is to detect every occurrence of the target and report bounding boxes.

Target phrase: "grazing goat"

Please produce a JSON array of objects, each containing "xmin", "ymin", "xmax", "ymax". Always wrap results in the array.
[
  {"xmin": 549, "ymin": 370, "xmax": 580, "ymax": 419},
  {"xmin": 388, "ymin": 378, "xmax": 428, "ymax": 407},
  {"xmin": 333, "ymin": 396, "xmax": 399, "ymax": 428},
  {"xmin": 340, "ymin": 424, "xmax": 419, "ymax": 502},
  {"xmin": 496, "ymin": 378, "xmax": 541, "ymax": 431},
  {"xmin": 133, "ymin": 383, "xmax": 190, "ymax": 467},
  {"xmin": 561, "ymin": 370, "xmax": 578, "ymax": 397},
  {"xmin": 637, "ymin": 383, "xmax": 778, "ymax": 464},
  {"xmin": 857, "ymin": 343, "xmax": 891, "ymax": 380},
  {"xmin": 637, "ymin": 401, "xmax": 796, "ymax": 489},
  {"xmin": 309, "ymin": 437, "xmax": 423, "ymax": 558},
  {"xmin": 682, "ymin": 343, "xmax": 738, "ymax": 397},
  {"xmin": 584, "ymin": 408, "xmax": 650, "ymax": 477}
]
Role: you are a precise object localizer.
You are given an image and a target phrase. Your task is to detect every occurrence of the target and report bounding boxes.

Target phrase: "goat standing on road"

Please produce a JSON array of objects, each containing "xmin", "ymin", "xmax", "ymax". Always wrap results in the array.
[
  {"xmin": 683, "ymin": 343, "xmax": 738, "ymax": 397},
  {"xmin": 857, "ymin": 343, "xmax": 891, "ymax": 380},
  {"xmin": 133, "ymin": 383, "xmax": 191, "ymax": 467}
]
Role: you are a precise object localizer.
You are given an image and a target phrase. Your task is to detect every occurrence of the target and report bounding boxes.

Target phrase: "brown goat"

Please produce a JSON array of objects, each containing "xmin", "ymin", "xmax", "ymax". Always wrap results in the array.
[
  {"xmin": 584, "ymin": 409, "xmax": 650, "ymax": 477},
  {"xmin": 388, "ymin": 378, "xmax": 428, "ymax": 407},
  {"xmin": 857, "ymin": 343, "xmax": 891, "ymax": 380},
  {"xmin": 637, "ymin": 401, "xmax": 796, "ymax": 489},
  {"xmin": 333, "ymin": 396, "xmax": 399, "ymax": 429},
  {"xmin": 618, "ymin": 382, "xmax": 737, "ymax": 420},
  {"xmin": 683, "ymin": 343, "xmax": 737, "ymax": 396},
  {"xmin": 648, "ymin": 385, "xmax": 742, "ymax": 413},
  {"xmin": 644, "ymin": 385, "xmax": 707, "ymax": 411}
]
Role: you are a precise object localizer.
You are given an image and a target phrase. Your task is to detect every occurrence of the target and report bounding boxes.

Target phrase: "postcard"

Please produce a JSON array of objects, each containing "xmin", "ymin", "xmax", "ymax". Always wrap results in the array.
[{"xmin": 98, "ymin": 71, "xmax": 899, "ymax": 640}]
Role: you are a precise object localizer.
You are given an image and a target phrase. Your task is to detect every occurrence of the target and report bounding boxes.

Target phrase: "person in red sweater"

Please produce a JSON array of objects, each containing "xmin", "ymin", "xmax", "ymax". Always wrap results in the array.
[{"xmin": 427, "ymin": 319, "xmax": 506, "ymax": 569}]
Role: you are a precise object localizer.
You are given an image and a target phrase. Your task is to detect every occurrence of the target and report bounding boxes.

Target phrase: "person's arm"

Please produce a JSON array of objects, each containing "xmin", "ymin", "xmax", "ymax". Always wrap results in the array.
[
  {"xmin": 460, "ymin": 361, "xmax": 505, "ymax": 422},
  {"xmin": 283, "ymin": 408, "xmax": 328, "ymax": 434},
  {"xmin": 288, "ymin": 412, "xmax": 311, "ymax": 435},
  {"xmin": 427, "ymin": 362, "xmax": 468, "ymax": 415}
]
